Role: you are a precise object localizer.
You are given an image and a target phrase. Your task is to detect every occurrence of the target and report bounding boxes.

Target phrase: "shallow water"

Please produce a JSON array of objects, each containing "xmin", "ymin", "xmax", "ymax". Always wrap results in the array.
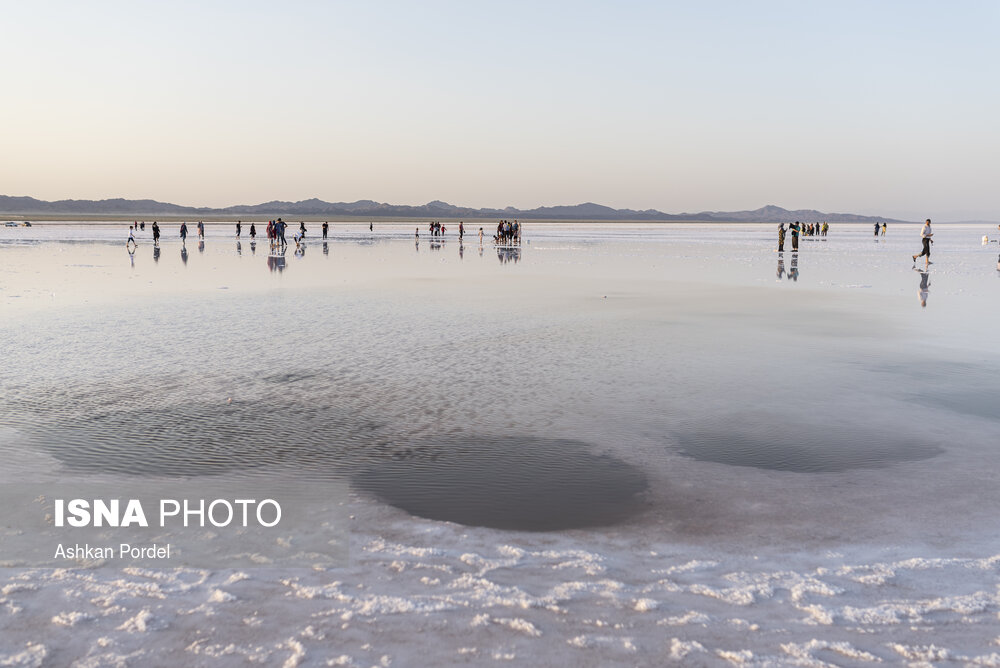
[{"xmin": 1, "ymin": 222, "xmax": 999, "ymax": 539}]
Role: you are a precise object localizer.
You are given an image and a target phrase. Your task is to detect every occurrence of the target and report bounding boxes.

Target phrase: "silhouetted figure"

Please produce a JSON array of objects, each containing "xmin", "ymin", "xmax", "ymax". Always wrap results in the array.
[{"xmin": 915, "ymin": 267, "xmax": 930, "ymax": 307}]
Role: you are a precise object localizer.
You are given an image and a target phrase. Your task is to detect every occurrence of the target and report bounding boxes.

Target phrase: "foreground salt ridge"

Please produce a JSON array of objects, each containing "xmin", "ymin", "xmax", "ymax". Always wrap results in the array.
[{"xmin": 3, "ymin": 512, "xmax": 1000, "ymax": 667}]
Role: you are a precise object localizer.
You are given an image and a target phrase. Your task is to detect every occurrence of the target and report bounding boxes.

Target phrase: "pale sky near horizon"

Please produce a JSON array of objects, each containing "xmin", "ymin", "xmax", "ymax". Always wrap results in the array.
[{"xmin": 2, "ymin": 1, "xmax": 998, "ymax": 220}]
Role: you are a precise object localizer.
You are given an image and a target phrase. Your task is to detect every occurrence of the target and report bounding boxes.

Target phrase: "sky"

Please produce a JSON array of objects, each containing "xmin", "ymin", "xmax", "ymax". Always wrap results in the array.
[{"xmin": 1, "ymin": 0, "xmax": 998, "ymax": 220}]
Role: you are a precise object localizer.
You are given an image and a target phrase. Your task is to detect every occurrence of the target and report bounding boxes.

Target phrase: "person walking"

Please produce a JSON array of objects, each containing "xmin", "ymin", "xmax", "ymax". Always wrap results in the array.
[
  {"xmin": 777, "ymin": 223, "xmax": 785, "ymax": 252},
  {"xmin": 180, "ymin": 222, "xmax": 188, "ymax": 243},
  {"xmin": 913, "ymin": 218, "xmax": 933, "ymax": 265},
  {"xmin": 236, "ymin": 221, "xmax": 242, "ymax": 238},
  {"xmin": 250, "ymin": 222, "xmax": 256, "ymax": 240},
  {"xmin": 881, "ymin": 222, "xmax": 887, "ymax": 237},
  {"xmin": 197, "ymin": 221, "xmax": 205, "ymax": 239},
  {"xmin": 152, "ymin": 221, "xmax": 160, "ymax": 246}
]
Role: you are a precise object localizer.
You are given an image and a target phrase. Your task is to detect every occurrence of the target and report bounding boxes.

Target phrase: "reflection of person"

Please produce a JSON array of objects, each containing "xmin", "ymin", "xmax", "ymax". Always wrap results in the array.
[
  {"xmin": 788, "ymin": 253, "xmax": 799, "ymax": 281},
  {"xmin": 776, "ymin": 256, "xmax": 785, "ymax": 279},
  {"xmin": 912, "ymin": 218, "xmax": 933, "ymax": 265},
  {"xmin": 915, "ymin": 267, "xmax": 930, "ymax": 307},
  {"xmin": 180, "ymin": 245, "xmax": 188, "ymax": 265}
]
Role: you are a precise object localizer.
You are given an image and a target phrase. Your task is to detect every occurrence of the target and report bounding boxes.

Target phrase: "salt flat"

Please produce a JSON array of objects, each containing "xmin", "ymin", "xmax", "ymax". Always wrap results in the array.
[{"xmin": 1, "ymin": 222, "xmax": 999, "ymax": 665}]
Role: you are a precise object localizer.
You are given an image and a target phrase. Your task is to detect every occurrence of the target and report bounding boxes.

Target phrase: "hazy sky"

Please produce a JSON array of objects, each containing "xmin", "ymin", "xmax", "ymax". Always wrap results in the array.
[{"xmin": 2, "ymin": 1, "xmax": 998, "ymax": 219}]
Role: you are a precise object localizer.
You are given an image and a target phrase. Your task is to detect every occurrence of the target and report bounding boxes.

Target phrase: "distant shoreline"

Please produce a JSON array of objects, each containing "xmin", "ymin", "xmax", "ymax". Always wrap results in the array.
[{"xmin": 2, "ymin": 216, "xmax": 939, "ymax": 225}]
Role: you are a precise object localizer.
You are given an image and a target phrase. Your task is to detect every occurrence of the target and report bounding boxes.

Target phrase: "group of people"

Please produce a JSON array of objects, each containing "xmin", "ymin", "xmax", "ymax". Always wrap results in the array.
[
  {"xmin": 495, "ymin": 220, "xmax": 521, "ymax": 245},
  {"xmin": 874, "ymin": 221, "xmax": 888, "ymax": 237},
  {"xmin": 776, "ymin": 221, "xmax": 827, "ymax": 252}
]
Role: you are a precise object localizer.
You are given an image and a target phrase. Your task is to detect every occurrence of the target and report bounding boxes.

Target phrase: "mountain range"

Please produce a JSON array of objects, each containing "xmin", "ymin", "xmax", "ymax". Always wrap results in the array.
[{"xmin": 0, "ymin": 195, "xmax": 912, "ymax": 223}]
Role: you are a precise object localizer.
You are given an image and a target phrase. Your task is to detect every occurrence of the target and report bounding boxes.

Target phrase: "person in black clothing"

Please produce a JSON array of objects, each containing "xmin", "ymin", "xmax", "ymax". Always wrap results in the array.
[{"xmin": 322, "ymin": 222, "xmax": 328, "ymax": 239}]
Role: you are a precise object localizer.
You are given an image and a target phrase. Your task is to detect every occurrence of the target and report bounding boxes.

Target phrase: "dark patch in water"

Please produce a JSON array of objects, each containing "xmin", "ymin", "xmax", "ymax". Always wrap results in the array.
[
  {"xmin": 353, "ymin": 436, "xmax": 648, "ymax": 531},
  {"xmin": 676, "ymin": 425, "xmax": 942, "ymax": 473},
  {"xmin": 262, "ymin": 371, "xmax": 319, "ymax": 385}
]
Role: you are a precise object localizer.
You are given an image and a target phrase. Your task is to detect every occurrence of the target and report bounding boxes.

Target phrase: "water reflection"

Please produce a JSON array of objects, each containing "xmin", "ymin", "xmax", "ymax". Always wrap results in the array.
[
  {"xmin": 915, "ymin": 266, "xmax": 930, "ymax": 307},
  {"xmin": 267, "ymin": 246, "xmax": 287, "ymax": 273},
  {"xmin": 198, "ymin": 240, "xmax": 205, "ymax": 254},
  {"xmin": 323, "ymin": 241, "xmax": 329, "ymax": 256},
  {"xmin": 776, "ymin": 255, "xmax": 785, "ymax": 279},
  {"xmin": 250, "ymin": 240, "xmax": 257, "ymax": 256},
  {"xmin": 128, "ymin": 248, "xmax": 135, "ymax": 268},
  {"xmin": 497, "ymin": 246, "xmax": 521, "ymax": 264},
  {"xmin": 180, "ymin": 245, "xmax": 188, "ymax": 265},
  {"xmin": 153, "ymin": 246, "xmax": 160, "ymax": 263},
  {"xmin": 459, "ymin": 243, "xmax": 464, "ymax": 260},
  {"xmin": 788, "ymin": 253, "xmax": 799, "ymax": 281},
  {"xmin": 236, "ymin": 241, "xmax": 242, "ymax": 256}
]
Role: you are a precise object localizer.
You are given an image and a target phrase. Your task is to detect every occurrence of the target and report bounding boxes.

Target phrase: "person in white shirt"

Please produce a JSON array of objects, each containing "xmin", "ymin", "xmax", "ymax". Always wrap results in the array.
[{"xmin": 913, "ymin": 219, "xmax": 933, "ymax": 265}]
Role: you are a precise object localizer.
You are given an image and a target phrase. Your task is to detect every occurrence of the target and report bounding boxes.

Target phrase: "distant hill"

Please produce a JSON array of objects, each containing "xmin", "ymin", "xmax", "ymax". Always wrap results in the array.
[{"xmin": 0, "ymin": 195, "xmax": 913, "ymax": 223}]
